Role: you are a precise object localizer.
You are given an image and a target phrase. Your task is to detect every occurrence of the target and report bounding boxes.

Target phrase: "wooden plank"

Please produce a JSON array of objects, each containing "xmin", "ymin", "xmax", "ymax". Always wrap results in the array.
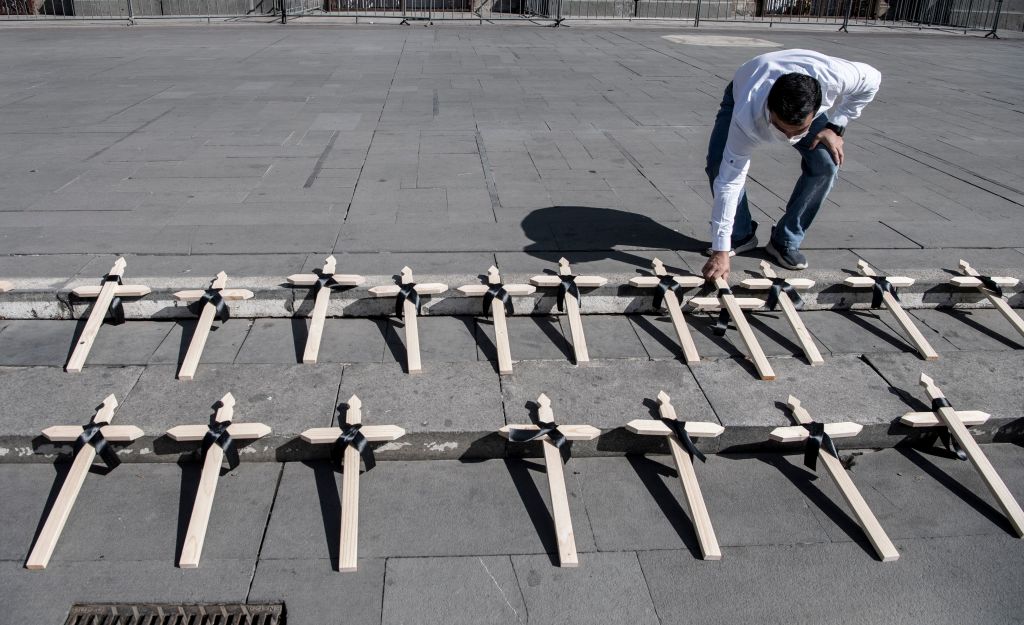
[
  {"xmin": 27, "ymin": 396, "xmax": 122, "ymax": 570},
  {"xmin": 881, "ymin": 290, "xmax": 939, "ymax": 361},
  {"xmin": 178, "ymin": 301, "xmax": 217, "ymax": 381},
  {"xmin": 657, "ymin": 393, "xmax": 721, "ymax": 560},
  {"xmin": 956, "ymin": 260, "xmax": 1024, "ymax": 339},
  {"xmin": 900, "ymin": 410, "xmax": 989, "ymax": 427},
  {"xmin": 786, "ymin": 396, "xmax": 898, "ymax": 561},
  {"xmin": 457, "ymin": 284, "xmax": 536, "ymax": 297},
  {"xmin": 715, "ymin": 278, "xmax": 775, "ymax": 381},
  {"xmin": 950, "ymin": 276, "xmax": 1018, "ymax": 288},
  {"xmin": 740, "ymin": 278, "xmax": 815, "ymax": 290},
  {"xmin": 625, "ymin": 419, "xmax": 724, "ymax": 438},
  {"xmin": 178, "ymin": 441, "xmax": 223, "ymax": 568},
  {"xmin": 301, "ymin": 424, "xmax": 406, "ymax": 445},
  {"xmin": 530, "ymin": 275, "xmax": 607, "ymax": 289},
  {"xmin": 629, "ymin": 276, "xmax": 705, "ymax": 288},
  {"xmin": 173, "ymin": 289, "xmax": 253, "ymax": 301},
  {"xmin": 542, "ymin": 438, "xmax": 578, "ymax": 567},
  {"xmin": 769, "ymin": 422, "xmax": 863, "ymax": 442},
  {"xmin": 42, "ymin": 424, "xmax": 144, "ymax": 442},
  {"xmin": 844, "ymin": 276, "xmax": 916, "ymax": 288},
  {"xmin": 776, "ymin": 287, "xmax": 825, "ymax": 366},
  {"xmin": 498, "ymin": 423, "xmax": 601, "ymax": 441},
  {"xmin": 402, "ymin": 297, "xmax": 422, "ymax": 374},
  {"xmin": 492, "ymin": 296, "xmax": 514, "ymax": 375},
  {"xmin": 661, "ymin": 287, "xmax": 700, "ymax": 365},
  {"xmin": 339, "ymin": 395, "xmax": 362, "ymax": 572},
  {"xmin": 65, "ymin": 278, "xmax": 120, "ymax": 373},
  {"xmin": 562, "ymin": 286, "xmax": 590, "ymax": 364},
  {"xmin": 72, "ymin": 285, "xmax": 151, "ymax": 298},
  {"xmin": 0, "ymin": 281, "xmax": 11, "ymax": 292},
  {"xmin": 920, "ymin": 374, "xmax": 1024, "ymax": 537},
  {"xmin": 688, "ymin": 296, "xmax": 765, "ymax": 310},
  {"xmin": 303, "ymin": 286, "xmax": 331, "ymax": 364}
]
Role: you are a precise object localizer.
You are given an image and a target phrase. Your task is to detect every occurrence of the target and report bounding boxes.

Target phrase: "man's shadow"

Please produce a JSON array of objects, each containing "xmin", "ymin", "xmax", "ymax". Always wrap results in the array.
[{"xmin": 521, "ymin": 206, "xmax": 707, "ymax": 268}]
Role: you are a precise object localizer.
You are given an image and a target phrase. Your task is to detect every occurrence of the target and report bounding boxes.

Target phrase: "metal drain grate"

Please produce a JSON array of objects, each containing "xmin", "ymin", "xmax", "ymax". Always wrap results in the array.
[{"xmin": 63, "ymin": 603, "xmax": 284, "ymax": 625}]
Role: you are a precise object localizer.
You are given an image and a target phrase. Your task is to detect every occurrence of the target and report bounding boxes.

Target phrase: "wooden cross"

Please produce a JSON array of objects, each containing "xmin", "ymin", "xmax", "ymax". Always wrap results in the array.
[
  {"xmin": 287, "ymin": 255, "xmax": 366, "ymax": 364},
  {"xmin": 0, "ymin": 280, "xmax": 11, "ymax": 292},
  {"xmin": 950, "ymin": 259, "xmax": 1023, "ymax": 340},
  {"xmin": 626, "ymin": 391, "xmax": 724, "ymax": 559},
  {"xmin": 499, "ymin": 393, "xmax": 600, "ymax": 567},
  {"xmin": 771, "ymin": 396, "xmax": 899, "ymax": 561},
  {"xmin": 65, "ymin": 257, "xmax": 151, "ymax": 373},
  {"xmin": 900, "ymin": 374, "xmax": 1024, "ymax": 537},
  {"xmin": 173, "ymin": 272, "xmax": 254, "ymax": 381},
  {"xmin": 368, "ymin": 266, "xmax": 448, "ymax": 374},
  {"xmin": 739, "ymin": 260, "xmax": 824, "ymax": 365},
  {"xmin": 628, "ymin": 258, "xmax": 704, "ymax": 364},
  {"xmin": 845, "ymin": 260, "xmax": 938, "ymax": 361},
  {"xmin": 530, "ymin": 258, "xmax": 608, "ymax": 365},
  {"xmin": 165, "ymin": 392, "xmax": 271, "ymax": 568},
  {"xmin": 688, "ymin": 278, "xmax": 775, "ymax": 380},
  {"xmin": 457, "ymin": 266, "xmax": 536, "ymax": 375},
  {"xmin": 301, "ymin": 395, "xmax": 405, "ymax": 572},
  {"xmin": 26, "ymin": 394, "xmax": 143, "ymax": 570}
]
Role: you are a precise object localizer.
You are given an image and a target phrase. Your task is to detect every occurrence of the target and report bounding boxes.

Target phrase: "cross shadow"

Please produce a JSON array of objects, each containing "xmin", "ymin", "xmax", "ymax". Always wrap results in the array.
[
  {"xmin": 842, "ymin": 310, "xmax": 914, "ymax": 352},
  {"xmin": 520, "ymin": 206, "xmax": 707, "ymax": 268},
  {"xmin": 306, "ymin": 459, "xmax": 343, "ymax": 570},
  {"xmin": 625, "ymin": 455, "xmax": 704, "ymax": 559},
  {"xmin": 174, "ymin": 459, "xmax": 204, "ymax": 564},
  {"xmin": 290, "ymin": 317, "xmax": 309, "ymax": 363},
  {"xmin": 893, "ymin": 447, "xmax": 1015, "ymax": 536},
  {"xmin": 932, "ymin": 309, "xmax": 1023, "ymax": 350},
  {"xmin": 762, "ymin": 400, "xmax": 882, "ymax": 560},
  {"xmin": 504, "ymin": 457, "xmax": 560, "ymax": 567}
]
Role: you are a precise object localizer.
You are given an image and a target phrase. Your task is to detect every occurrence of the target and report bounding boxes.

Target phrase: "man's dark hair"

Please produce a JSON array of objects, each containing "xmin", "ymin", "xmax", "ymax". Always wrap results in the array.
[{"xmin": 767, "ymin": 73, "xmax": 822, "ymax": 125}]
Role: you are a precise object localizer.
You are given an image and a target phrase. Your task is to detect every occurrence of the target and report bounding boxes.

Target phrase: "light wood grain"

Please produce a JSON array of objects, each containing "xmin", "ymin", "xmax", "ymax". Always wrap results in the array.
[
  {"xmin": 304, "ymin": 286, "xmax": 331, "ymax": 364},
  {"xmin": 955, "ymin": 260, "xmax": 1024, "ymax": 339},
  {"xmin": 71, "ymin": 285, "xmax": 151, "ymax": 298},
  {"xmin": 900, "ymin": 410, "xmax": 989, "ymax": 427},
  {"xmin": 769, "ymin": 422, "xmax": 863, "ymax": 442},
  {"xmin": 65, "ymin": 278, "xmax": 120, "ymax": 373},
  {"xmin": 499, "ymin": 423, "xmax": 601, "ymax": 441},
  {"xmin": 178, "ymin": 301, "xmax": 217, "ymax": 381},
  {"xmin": 300, "ymin": 425, "xmax": 406, "ymax": 444},
  {"xmin": 775, "ymin": 287, "xmax": 824, "ymax": 365},
  {"xmin": 625, "ymin": 420, "xmax": 724, "ymax": 438},
  {"xmin": 714, "ymin": 278, "xmax": 775, "ymax": 380},
  {"xmin": 339, "ymin": 396, "xmax": 362, "ymax": 572},
  {"xmin": 920, "ymin": 374, "xmax": 1024, "ymax": 537},
  {"xmin": 542, "ymin": 438, "xmax": 578, "ymax": 567}
]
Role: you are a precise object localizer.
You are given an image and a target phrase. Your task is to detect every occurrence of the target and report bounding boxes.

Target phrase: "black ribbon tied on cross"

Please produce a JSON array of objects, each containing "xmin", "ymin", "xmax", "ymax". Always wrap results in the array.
[
  {"xmin": 395, "ymin": 283, "xmax": 422, "ymax": 317},
  {"xmin": 660, "ymin": 419, "xmax": 706, "ymax": 462},
  {"xmin": 189, "ymin": 289, "xmax": 230, "ymax": 323},
  {"xmin": 103, "ymin": 274, "xmax": 126, "ymax": 326},
  {"xmin": 977, "ymin": 275, "xmax": 1004, "ymax": 298},
  {"xmin": 74, "ymin": 421, "xmax": 121, "ymax": 470},
  {"xmin": 801, "ymin": 421, "xmax": 840, "ymax": 472},
  {"xmin": 870, "ymin": 276, "xmax": 899, "ymax": 310},
  {"xmin": 652, "ymin": 275, "xmax": 682, "ymax": 311},
  {"xmin": 712, "ymin": 287, "xmax": 732, "ymax": 337},
  {"xmin": 482, "ymin": 283, "xmax": 514, "ymax": 317},
  {"xmin": 202, "ymin": 420, "xmax": 240, "ymax": 470},
  {"xmin": 556, "ymin": 275, "xmax": 580, "ymax": 313},
  {"xmin": 508, "ymin": 420, "xmax": 572, "ymax": 463},
  {"xmin": 765, "ymin": 277, "xmax": 804, "ymax": 311},
  {"xmin": 331, "ymin": 423, "xmax": 376, "ymax": 472},
  {"xmin": 926, "ymin": 397, "xmax": 967, "ymax": 461}
]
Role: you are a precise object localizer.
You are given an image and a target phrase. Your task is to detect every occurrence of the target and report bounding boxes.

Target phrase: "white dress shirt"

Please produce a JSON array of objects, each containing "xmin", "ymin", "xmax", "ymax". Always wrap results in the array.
[{"xmin": 709, "ymin": 49, "xmax": 882, "ymax": 252}]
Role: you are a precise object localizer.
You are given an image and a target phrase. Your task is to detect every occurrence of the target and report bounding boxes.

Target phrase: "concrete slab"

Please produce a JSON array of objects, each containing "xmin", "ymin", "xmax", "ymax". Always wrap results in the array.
[
  {"xmin": 477, "ymin": 315, "xmax": 574, "ymax": 363},
  {"xmin": 628, "ymin": 313, "xmax": 734, "ymax": 361},
  {"xmin": 383, "ymin": 315, "xmax": 479, "ymax": 364},
  {"xmin": 149, "ymin": 318, "xmax": 254, "ymax": 366},
  {"xmin": 0, "ymin": 462, "xmax": 278, "ymax": 563},
  {"xmin": 690, "ymin": 355, "xmax": 908, "ymax": 450},
  {"xmin": 511, "ymin": 552, "xmax": 660, "ymax": 625},
  {"xmin": 0, "ymin": 559, "xmax": 254, "ymax": 625},
  {"xmin": 116, "ymin": 363, "xmax": 342, "ymax": 461},
  {"xmin": 639, "ymin": 533, "xmax": 1024, "ymax": 625},
  {"xmin": 910, "ymin": 308, "xmax": 1024, "ymax": 352},
  {"xmin": 235, "ymin": 318, "xmax": 389, "ymax": 364},
  {"xmin": 863, "ymin": 351, "xmax": 1024, "ymax": 444},
  {"xmin": 804, "ymin": 310, "xmax": 954, "ymax": 357},
  {"xmin": 570, "ymin": 314, "xmax": 651, "ymax": 360},
  {"xmin": 382, "ymin": 556, "xmax": 526, "ymax": 625},
  {"xmin": 335, "ymin": 362, "xmax": 503, "ymax": 459},
  {"xmin": 0, "ymin": 365, "xmax": 144, "ymax": 456},
  {"xmin": 499, "ymin": 359, "xmax": 719, "ymax": 455},
  {"xmin": 0, "ymin": 320, "xmax": 170, "ymax": 367},
  {"xmin": 248, "ymin": 558, "xmax": 385, "ymax": 625},
  {"xmin": 260, "ymin": 459, "xmax": 596, "ymax": 561}
]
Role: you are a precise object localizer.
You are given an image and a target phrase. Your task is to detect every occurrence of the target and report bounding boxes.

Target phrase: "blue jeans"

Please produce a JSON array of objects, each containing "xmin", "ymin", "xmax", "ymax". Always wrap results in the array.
[{"xmin": 705, "ymin": 82, "xmax": 838, "ymax": 251}]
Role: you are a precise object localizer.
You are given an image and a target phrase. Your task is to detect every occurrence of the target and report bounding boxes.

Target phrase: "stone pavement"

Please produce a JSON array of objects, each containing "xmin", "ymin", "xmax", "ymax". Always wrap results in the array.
[
  {"xmin": 1, "ymin": 21, "xmax": 1023, "ymax": 625},
  {"xmin": 2, "ymin": 445, "xmax": 1024, "ymax": 624}
]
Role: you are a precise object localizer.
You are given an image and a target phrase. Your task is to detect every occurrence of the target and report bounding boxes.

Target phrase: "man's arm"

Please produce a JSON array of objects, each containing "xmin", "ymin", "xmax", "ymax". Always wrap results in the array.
[
  {"xmin": 704, "ymin": 124, "xmax": 753, "ymax": 280},
  {"xmin": 828, "ymin": 62, "xmax": 882, "ymax": 129}
]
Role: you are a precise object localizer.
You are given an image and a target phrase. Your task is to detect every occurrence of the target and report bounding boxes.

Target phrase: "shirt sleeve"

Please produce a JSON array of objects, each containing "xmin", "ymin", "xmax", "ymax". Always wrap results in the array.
[
  {"xmin": 710, "ymin": 120, "xmax": 753, "ymax": 252},
  {"xmin": 829, "ymin": 62, "xmax": 882, "ymax": 128}
]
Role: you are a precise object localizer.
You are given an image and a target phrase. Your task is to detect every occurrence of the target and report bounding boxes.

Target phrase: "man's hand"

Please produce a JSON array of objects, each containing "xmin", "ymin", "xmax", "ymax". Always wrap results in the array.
[
  {"xmin": 809, "ymin": 128, "xmax": 844, "ymax": 167},
  {"xmin": 702, "ymin": 251, "xmax": 731, "ymax": 282}
]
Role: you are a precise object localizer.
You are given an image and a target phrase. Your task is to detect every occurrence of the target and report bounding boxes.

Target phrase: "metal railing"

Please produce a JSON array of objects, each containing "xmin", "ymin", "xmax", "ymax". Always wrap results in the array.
[{"xmin": 1, "ymin": 0, "xmax": 1016, "ymax": 34}]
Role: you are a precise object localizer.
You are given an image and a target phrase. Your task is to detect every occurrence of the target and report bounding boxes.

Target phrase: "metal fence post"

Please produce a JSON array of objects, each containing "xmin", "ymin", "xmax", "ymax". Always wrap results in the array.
[
  {"xmin": 984, "ymin": 0, "xmax": 1002, "ymax": 36},
  {"xmin": 694, "ymin": 0, "xmax": 701, "ymax": 26},
  {"xmin": 280, "ymin": 0, "xmax": 286, "ymax": 22}
]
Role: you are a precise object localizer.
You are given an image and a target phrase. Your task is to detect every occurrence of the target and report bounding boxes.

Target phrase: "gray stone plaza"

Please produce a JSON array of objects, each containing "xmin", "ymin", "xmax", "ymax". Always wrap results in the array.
[{"xmin": 0, "ymin": 22, "xmax": 1022, "ymax": 625}]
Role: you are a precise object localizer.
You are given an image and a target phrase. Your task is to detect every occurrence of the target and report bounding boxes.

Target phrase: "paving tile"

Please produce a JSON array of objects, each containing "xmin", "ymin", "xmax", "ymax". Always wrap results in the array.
[
  {"xmin": 248, "ymin": 558, "xmax": 385, "ymax": 625},
  {"xmin": 235, "ymin": 318, "xmax": 388, "ymax": 364}
]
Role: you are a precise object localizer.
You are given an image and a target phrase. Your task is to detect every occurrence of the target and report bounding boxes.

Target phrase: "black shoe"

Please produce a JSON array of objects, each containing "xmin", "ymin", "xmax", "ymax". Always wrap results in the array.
[
  {"xmin": 705, "ymin": 221, "xmax": 759, "ymax": 257},
  {"xmin": 765, "ymin": 237, "xmax": 808, "ymax": 270}
]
